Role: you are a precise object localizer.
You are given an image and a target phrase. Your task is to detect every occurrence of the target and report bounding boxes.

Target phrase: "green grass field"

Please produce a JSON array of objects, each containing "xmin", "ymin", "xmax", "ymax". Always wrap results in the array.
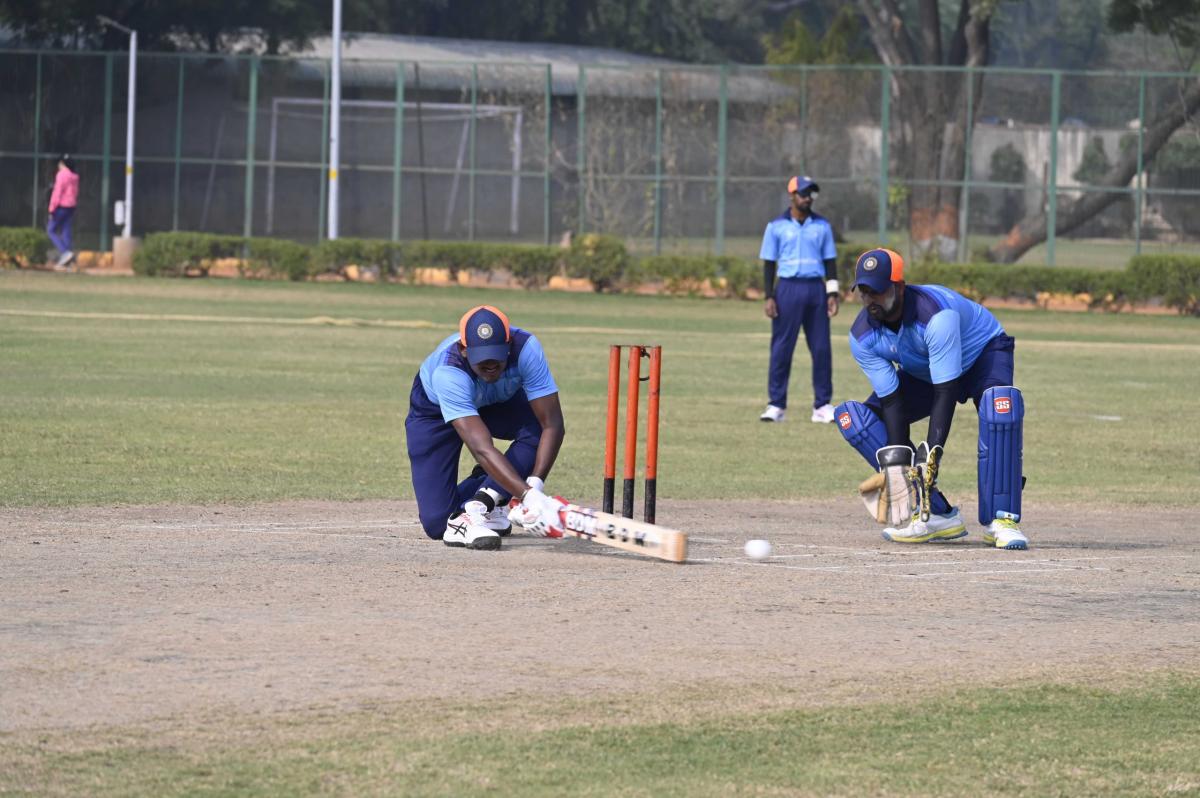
[
  {"xmin": 6, "ymin": 678, "xmax": 1200, "ymax": 797},
  {"xmin": 2, "ymin": 271, "xmax": 1198, "ymax": 508},
  {"xmin": 2, "ymin": 270, "xmax": 1199, "ymax": 796}
]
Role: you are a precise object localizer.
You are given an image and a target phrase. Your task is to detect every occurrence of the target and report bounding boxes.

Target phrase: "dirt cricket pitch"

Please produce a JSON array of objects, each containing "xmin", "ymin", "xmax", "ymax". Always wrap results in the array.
[{"xmin": 2, "ymin": 499, "xmax": 1198, "ymax": 734}]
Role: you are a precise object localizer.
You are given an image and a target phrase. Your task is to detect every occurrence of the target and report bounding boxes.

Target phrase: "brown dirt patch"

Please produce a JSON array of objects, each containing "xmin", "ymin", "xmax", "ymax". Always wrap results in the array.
[{"xmin": 2, "ymin": 499, "xmax": 1197, "ymax": 734}]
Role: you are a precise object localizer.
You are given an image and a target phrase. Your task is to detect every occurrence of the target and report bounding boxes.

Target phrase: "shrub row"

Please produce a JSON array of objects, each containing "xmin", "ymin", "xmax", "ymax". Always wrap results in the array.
[
  {"xmin": 0, "ymin": 227, "xmax": 51, "ymax": 269},
  {"xmin": 833, "ymin": 246, "xmax": 1200, "ymax": 315},
  {"xmin": 129, "ymin": 231, "xmax": 751, "ymax": 295},
  {"xmin": 131, "ymin": 232, "xmax": 1200, "ymax": 313},
  {"xmin": 10, "ymin": 225, "xmax": 1195, "ymax": 314},
  {"xmin": 133, "ymin": 233, "xmax": 313, "ymax": 280}
]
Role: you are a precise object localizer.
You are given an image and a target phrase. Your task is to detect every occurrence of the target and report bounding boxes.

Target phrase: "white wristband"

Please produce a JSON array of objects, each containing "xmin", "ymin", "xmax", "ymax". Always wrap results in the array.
[{"xmin": 825, "ymin": 279, "xmax": 840, "ymax": 295}]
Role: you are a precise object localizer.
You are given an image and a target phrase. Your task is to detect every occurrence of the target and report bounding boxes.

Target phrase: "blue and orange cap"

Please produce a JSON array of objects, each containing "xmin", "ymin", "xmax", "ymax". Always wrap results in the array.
[
  {"xmin": 853, "ymin": 248, "xmax": 905, "ymax": 293},
  {"xmin": 786, "ymin": 175, "xmax": 819, "ymax": 195},
  {"xmin": 459, "ymin": 305, "xmax": 512, "ymax": 364}
]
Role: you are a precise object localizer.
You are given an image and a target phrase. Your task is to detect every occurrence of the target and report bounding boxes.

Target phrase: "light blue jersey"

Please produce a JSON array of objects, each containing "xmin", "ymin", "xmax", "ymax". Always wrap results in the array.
[
  {"xmin": 848, "ymin": 285, "xmax": 1005, "ymax": 397},
  {"xmin": 416, "ymin": 328, "xmax": 557, "ymax": 423},
  {"xmin": 758, "ymin": 210, "xmax": 837, "ymax": 279}
]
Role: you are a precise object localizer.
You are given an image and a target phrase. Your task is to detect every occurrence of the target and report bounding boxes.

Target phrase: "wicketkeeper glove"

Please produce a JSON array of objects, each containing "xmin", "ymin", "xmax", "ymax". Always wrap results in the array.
[{"xmin": 914, "ymin": 441, "xmax": 943, "ymax": 488}]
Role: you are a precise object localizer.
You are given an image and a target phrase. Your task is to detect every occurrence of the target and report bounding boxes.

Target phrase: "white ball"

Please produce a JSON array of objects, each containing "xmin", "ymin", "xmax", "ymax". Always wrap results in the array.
[{"xmin": 744, "ymin": 539, "xmax": 772, "ymax": 560}]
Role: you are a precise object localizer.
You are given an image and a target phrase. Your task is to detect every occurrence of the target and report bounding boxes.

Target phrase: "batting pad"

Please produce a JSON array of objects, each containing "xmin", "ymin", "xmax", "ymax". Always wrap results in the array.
[
  {"xmin": 835, "ymin": 401, "xmax": 887, "ymax": 468},
  {"xmin": 978, "ymin": 386, "xmax": 1024, "ymax": 525}
]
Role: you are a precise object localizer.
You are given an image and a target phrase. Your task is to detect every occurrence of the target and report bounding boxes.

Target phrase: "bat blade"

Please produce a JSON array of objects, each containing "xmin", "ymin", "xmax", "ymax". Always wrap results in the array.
[{"xmin": 556, "ymin": 504, "xmax": 687, "ymax": 563}]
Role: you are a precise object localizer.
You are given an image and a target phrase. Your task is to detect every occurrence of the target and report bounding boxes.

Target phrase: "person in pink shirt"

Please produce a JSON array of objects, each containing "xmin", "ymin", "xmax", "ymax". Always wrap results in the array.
[{"xmin": 47, "ymin": 154, "xmax": 79, "ymax": 270}]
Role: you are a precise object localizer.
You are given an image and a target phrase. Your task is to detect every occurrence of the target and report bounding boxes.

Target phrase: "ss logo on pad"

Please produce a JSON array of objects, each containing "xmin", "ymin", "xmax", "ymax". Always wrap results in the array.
[{"xmin": 994, "ymin": 397, "xmax": 1011, "ymax": 414}]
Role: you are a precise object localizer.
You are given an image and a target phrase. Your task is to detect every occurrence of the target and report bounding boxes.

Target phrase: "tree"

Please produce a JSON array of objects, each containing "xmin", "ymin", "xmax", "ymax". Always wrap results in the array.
[
  {"xmin": 0, "ymin": 0, "xmax": 371, "ymax": 54},
  {"xmin": 989, "ymin": 0, "xmax": 1109, "ymax": 69},
  {"xmin": 986, "ymin": 0, "xmax": 1200, "ymax": 262},
  {"xmin": 856, "ymin": 0, "xmax": 998, "ymax": 261},
  {"xmin": 1073, "ymin": 136, "xmax": 1112, "ymax": 184},
  {"xmin": 989, "ymin": 142, "xmax": 1026, "ymax": 230},
  {"xmin": 763, "ymin": 6, "xmax": 874, "ymax": 65},
  {"xmin": 366, "ymin": 0, "xmax": 769, "ymax": 63}
]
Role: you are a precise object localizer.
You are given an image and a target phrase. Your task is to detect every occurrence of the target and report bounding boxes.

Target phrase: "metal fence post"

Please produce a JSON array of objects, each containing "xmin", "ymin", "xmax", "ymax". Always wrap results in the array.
[
  {"xmin": 715, "ymin": 65, "xmax": 728, "ymax": 255},
  {"xmin": 576, "ymin": 65, "xmax": 586, "ymax": 235},
  {"xmin": 878, "ymin": 65, "xmax": 890, "ymax": 244},
  {"xmin": 100, "ymin": 53, "xmax": 114, "ymax": 252},
  {"xmin": 800, "ymin": 67, "xmax": 808, "ymax": 167},
  {"xmin": 958, "ymin": 67, "xmax": 975, "ymax": 263},
  {"xmin": 392, "ymin": 61, "xmax": 405, "ymax": 242},
  {"xmin": 1047, "ymin": 70, "xmax": 1060, "ymax": 266},
  {"xmin": 543, "ymin": 63, "xmax": 552, "ymax": 246},
  {"xmin": 1135, "ymin": 74, "xmax": 1146, "ymax": 256},
  {"xmin": 469, "ymin": 63, "xmax": 477, "ymax": 241},
  {"xmin": 653, "ymin": 68, "xmax": 663, "ymax": 255},
  {"xmin": 31, "ymin": 52, "xmax": 42, "ymax": 228},
  {"xmin": 318, "ymin": 60, "xmax": 330, "ymax": 241},
  {"xmin": 172, "ymin": 57, "xmax": 185, "ymax": 231},
  {"xmin": 243, "ymin": 56, "xmax": 259, "ymax": 240}
]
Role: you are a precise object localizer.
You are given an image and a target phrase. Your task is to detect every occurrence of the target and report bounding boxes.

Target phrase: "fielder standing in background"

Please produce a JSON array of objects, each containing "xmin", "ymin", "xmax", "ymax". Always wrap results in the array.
[
  {"xmin": 835, "ymin": 248, "xmax": 1028, "ymax": 550},
  {"xmin": 405, "ymin": 305, "xmax": 567, "ymax": 550},
  {"xmin": 759, "ymin": 175, "xmax": 840, "ymax": 424}
]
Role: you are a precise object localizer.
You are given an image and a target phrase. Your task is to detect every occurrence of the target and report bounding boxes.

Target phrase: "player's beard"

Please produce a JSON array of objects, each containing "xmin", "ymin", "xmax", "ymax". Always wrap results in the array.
[{"xmin": 867, "ymin": 287, "xmax": 898, "ymax": 320}]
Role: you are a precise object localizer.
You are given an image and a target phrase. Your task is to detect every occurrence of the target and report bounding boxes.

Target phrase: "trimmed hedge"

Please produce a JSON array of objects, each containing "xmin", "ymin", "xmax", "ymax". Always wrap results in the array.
[
  {"xmin": 1127, "ymin": 255, "xmax": 1200, "ymax": 315},
  {"xmin": 566, "ymin": 234, "xmax": 631, "ymax": 293},
  {"xmin": 0, "ymin": 227, "xmax": 52, "ymax": 269},
  {"xmin": 634, "ymin": 254, "xmax": 757, "ymax": 298},
  {"xmin": 133, "ymin": 232, "xmax": 242, "ymax": 277},
  {"xmin": 122, "ymin": 230, "xmax": 1200, "ymax": 314}
]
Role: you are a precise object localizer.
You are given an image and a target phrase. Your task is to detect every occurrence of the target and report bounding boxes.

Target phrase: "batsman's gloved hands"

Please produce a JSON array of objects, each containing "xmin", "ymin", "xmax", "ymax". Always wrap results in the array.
[{"xmin": 518, "ymin": 481, "xmax": 565, "ymax": 538}]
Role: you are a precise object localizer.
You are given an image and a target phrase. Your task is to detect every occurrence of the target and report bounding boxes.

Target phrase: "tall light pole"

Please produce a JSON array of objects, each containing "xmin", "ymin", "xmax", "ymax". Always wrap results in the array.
[
  {"xmin": 98, "ymin": 15, "xmax": 136, "ymax": 239},
  {"xmin": 328, "ymin": 0, "xmax": 342, "ymax": 239}
]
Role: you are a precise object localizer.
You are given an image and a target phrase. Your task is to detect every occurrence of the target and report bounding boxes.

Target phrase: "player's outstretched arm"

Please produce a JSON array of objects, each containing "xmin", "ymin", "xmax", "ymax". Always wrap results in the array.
[
  {"xmin": 451, "ymin": 414, "xmax": 528, "ymax": 499},
  {"xmin": 528, "ymin": 392, "xmax": 565, "ymax": 482}
]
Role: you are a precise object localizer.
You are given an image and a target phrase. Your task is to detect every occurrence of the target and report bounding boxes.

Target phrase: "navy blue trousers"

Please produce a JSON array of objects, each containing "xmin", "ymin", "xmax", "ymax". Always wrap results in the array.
[
  {"xmin": 47, "ymin": 207, "xmax": 75, "ymax": 254},
  {"xmin": 405, "ymin": 378, "xmax": 541, "ymax": 539},
  {"xmin": 768, "ymin": 277, "xmax": 832, "ymax": 410},
  {"xmin": 860, "ymin": 335, "xmax": 1016, "ymax": 515}
]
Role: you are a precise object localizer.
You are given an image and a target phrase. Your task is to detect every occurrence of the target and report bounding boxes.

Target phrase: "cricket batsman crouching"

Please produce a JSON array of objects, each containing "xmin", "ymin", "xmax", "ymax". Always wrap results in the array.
[
  {"xmin": 836, "ymin": 249, "xmax": 1028, "ymax": 550},
  {"xmin": 405, "ymin": 305, "xmax": 567, "ymax": 550}
]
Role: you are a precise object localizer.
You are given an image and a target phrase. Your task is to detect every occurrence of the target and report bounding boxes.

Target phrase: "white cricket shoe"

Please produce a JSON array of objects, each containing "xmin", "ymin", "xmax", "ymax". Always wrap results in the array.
[
  {"xmin": 760, "ymin": 404, "xmax": 786, "ymax": 422},
  {"xmin": 480, "ymin": 504, "xmax": 512, "ymax": 536},
  {"xmin": 443, "ymin": 512, "xmax": 501, "ymax": 550},
  {"xmin": 883, "ymin": 507, "xmax": 968, "ymax": 544},
  {"xmin": 811, "ymin": 403, "xmax": 836, "ymax": 423},
  {"xmin": 983, "ymin": 518, "xmax": 1029, "ymax": 550}
]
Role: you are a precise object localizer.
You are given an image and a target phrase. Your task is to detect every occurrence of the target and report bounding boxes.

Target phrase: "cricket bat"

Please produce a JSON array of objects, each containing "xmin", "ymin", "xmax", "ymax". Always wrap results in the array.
[{"xmin": 556, "ymin": 503, "xmax": 687, "ymax": 563}]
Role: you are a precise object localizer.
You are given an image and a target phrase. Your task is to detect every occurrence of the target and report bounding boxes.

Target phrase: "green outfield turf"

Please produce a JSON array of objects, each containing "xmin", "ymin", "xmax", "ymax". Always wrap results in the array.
[
  {"xmin": 3, "ymin": 271, "xmax": 1200, "ymax": 796},
  {"xmin": 5, "ymin": 677, "xmax": 1199, "ymax": 797},
  {"xmin": 1, "ymin": 270, "xmax": 1198, "ymax": 508}
]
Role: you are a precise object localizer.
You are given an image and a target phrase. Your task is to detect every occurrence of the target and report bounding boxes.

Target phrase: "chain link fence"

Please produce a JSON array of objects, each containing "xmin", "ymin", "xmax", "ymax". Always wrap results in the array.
[{"xmin": 2, "ymin": 49, "xmax": 1198, "ymax": 265}]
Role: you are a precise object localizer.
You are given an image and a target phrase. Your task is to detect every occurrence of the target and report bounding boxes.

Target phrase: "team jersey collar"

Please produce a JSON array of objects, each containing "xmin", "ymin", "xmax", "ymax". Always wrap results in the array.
[{"xmin": 778, "ymin": 209, "xmax": 821, "ymax": 224}]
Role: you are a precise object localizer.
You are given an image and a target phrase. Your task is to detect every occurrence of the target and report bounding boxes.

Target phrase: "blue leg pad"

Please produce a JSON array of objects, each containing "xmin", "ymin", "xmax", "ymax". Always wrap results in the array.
[
  {"xmin": 978, "ymin": 386, "xmax": 1024, "ymax": 525},
  {"xmin": 835, "ymin": 401, "xmax": 887, "ymax": 469}
]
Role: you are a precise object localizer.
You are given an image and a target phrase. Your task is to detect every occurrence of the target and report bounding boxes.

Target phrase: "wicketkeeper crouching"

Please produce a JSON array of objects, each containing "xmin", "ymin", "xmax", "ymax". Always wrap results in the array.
[
  {"xmin": 835, "ymin": 249, "xmax": 1028, "ymax": 550},
  {"xmin": 405, "ymin": 305, "xmax": 568, "ymax": 550}
]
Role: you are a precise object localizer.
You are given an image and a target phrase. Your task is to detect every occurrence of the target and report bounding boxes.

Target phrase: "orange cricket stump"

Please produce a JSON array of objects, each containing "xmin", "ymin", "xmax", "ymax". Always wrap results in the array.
[{"xmin": 602, "ymin": 344, "xmax": 662, "ymax": 522}]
